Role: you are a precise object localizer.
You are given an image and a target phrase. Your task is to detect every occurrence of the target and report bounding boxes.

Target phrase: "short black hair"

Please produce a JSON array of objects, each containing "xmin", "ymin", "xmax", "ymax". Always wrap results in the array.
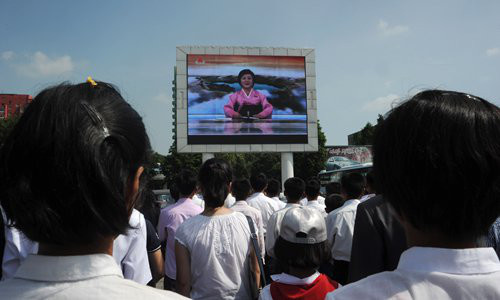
[
  {"xmin": 340, "ymin": 173, "xmax": 364, "ymax": 199},
  {"xmin": 198, "ymin": 158, "xmax": 232, "ymax": 208},
  {"xmin": 325, "ymin": 182, "xmax": 341, "ymax": 195},
  {"xmin": 232, "ymin": 178, "xmax": 252, "ymax": 201},
  {"xmin": 274, "ymin": 236, "xmax": 329, "ymax": 269},
  {"xmin": 265, "ymin": 179, "xmax": 281, "ymax": 198},
  {"xmin": 284, "ymin": 177, "xmax": 305, "ymax": 201},
  {"xmin": 175, "ymin": 169, "xmax": 197, "ymax": 197},
  {"xmin": 250, "ymin": 173, "xmax": 267, "ymax": 192},
  {"xmin": 0, "ymin": 81, "xmax": 151, "ymax": 245},
  {"xmin": 237, "ymin": 69, "xmax": 255, "ymax": 87},
  {"xmin": 305, "ymin": 178, "xmax": 321, "ymax": 198},
  {"xmin": 325, "ymin": 194, "xmax": 345, "ymax": 213},
  {"xmin": 374, "ymin": 90, "xmax": 500, "ymax": 240}
]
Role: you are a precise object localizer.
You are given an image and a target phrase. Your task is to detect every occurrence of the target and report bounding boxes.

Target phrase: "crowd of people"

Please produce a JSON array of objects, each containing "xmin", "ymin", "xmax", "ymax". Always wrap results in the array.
[{"xmin": 0, "ymin": 79, "xmax": 499, "ymax": 299}]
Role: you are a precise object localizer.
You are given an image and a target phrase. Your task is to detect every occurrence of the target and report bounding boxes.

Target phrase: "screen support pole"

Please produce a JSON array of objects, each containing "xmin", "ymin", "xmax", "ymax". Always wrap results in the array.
[
  {"xmin": 202, "ymin": 153, "xmax": 214, "ymax": 163},
  {"xmin": 281, "ymin": 152, "xmax": 294, "ymax": 190}
]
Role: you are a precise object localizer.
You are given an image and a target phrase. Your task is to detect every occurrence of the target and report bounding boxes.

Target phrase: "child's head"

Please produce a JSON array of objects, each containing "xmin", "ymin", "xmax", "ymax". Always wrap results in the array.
[
  {"xmin": 374, "ymin": 90, "xmax": 500, "ymax": 242},
  {"xmin": 325, "ymin": 194, "xmax": 345, "ymax": 213},
  {"xmin": 305, "ymin": 178, "xmax": 321, "ymax": 200},
  {"xmin": 265, "ymin": 178, "xmax": 281, "ymax": 198},
  {"xmin": 0, "ymin": 80, "xmax": 151, "ymax": 245},
  {"xmin": 275, "ymin": 207, "xmax": 329, "ymax": 270},
  {"xmin": 250, "ymin": 172, "xmax": 268, "ymax": 192},
  {"xmin": 232, "ymin": 178, "xmax": 252, "ymax": 201},
  {"xmin": 175, "ymin": 169, "xmax": 197, "ymax": 198},
  {"xmin": 340, "ymin": 173, "xmax": 364, "ymax": 199},
  {"xmin": 325, "ymin": 182, "xmax": 341, "ymax": 196},
  {"xmin": 198, "ymin": 158, "xmax": 232, "ymax": 208},
  {"xmin": 283, "ymin": 177, "xmax": 305, "ymax": 202}
]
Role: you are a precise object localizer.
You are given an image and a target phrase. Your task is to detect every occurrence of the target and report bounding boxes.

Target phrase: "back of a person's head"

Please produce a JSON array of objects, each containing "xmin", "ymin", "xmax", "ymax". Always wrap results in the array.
[
  {"xmin": 175, "ymin": 169, "xmax": 197, "ymax": 197},
  {"xmin": 325, "ymin": 194, "xmax": 345, "ymax": 213},
  {"xmin": 232, "ymin": 178, "xmax": 252, "ymax": 201},
  {"xmin": 284, "ymin": 177, "xmax": 305, "ymax": 201},
  {"xmin": 305, "ymin": 178, "xmax": 321, "ymax": 199},
  {"xmin": 265, "ymin": 178, "xmax": 281, "ymax": 198},
  {"xmin": 0, "ymin": 80, "xmax": 150, "ymax": 245},
  {"xmin": 325, "ymin": 182, "xmax": 341, "ymax": 195},
  {"xmin": 250, "ymin": 172, "xmax": 267, "ymax": 192},
  {"xmin": 274, "ymin": 207, "xmax": 329, "ymax": 270},
  {"xmin": 198, "ymin": 158, "xmax": 232, "ymax": 208},
  {"xmin": 340, "ymin": 173, "xmax": 364, "ymax": 199},
  {"xmin": 374, "ymin": 90, "xmax": 500, "ymax": 241},
  {"xmin": 365, "ymin": 171, "xmax": 376, "ymax": 194}
]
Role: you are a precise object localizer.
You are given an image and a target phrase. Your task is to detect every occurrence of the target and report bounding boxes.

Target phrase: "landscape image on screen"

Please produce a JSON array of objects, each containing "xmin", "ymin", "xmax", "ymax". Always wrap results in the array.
[{"xmin": 187, "ymin": 54, "xmax": 307, "ymax": 144}]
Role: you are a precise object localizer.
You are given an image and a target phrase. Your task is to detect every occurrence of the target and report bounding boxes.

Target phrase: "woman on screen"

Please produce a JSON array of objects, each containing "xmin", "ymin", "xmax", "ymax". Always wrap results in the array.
[{"xmin": 224, "ymin": 69, "xmax": 273, "ymax": 119}]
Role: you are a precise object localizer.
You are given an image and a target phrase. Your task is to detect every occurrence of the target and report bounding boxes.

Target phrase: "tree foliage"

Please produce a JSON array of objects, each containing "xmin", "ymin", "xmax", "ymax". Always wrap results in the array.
[
  {"xmin": 350, "ymin": 114, "xmax": 384, "ymax": 145},
  {"xmin": 0, "ymin": 116, "xmax": 19, "ymax": 148},
  {"xmin": 293, "ymin": 121, "xmax": 328, "ymax": 180}
]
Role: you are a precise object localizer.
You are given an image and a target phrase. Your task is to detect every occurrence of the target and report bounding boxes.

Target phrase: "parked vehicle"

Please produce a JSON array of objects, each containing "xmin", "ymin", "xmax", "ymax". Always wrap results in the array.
[
  {"xmin": 325, "ymin": 156, "xmax": 360, "ymax": 171},
  {"xmin": 318, "ymin": 163, "xmax": 372, "ymax": 194}
]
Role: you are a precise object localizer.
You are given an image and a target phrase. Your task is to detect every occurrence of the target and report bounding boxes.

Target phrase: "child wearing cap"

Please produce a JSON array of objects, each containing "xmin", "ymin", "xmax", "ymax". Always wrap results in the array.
[{"xmin": 259, "ymin": 207, "xmax": 339, "ymax": 299}]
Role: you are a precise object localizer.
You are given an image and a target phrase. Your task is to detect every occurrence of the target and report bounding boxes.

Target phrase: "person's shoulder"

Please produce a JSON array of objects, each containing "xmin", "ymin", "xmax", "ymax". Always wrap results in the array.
[{"xmin": 325, "ymin": 271, "xmax": 405, "ymax": 299}]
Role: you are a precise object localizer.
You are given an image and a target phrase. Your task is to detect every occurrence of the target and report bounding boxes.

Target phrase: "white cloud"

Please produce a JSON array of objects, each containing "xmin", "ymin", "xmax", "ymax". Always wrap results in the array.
[
  {"xmin": 362, "ymin": 94, "xmax": 401, "ymax": 113},
  {"xmin": 16, "ymin": 51, "xmax": 73, "ymax": 77},
  {"xmin": 486, "ymin": 48, "xmax": 500, "ymax": 57},
  {"xmin": 378, "ymin": 19, "xmax": 409, "ymax": 36},
  {"xmin": 1, "ymin": 51, "xmax": 14, "ymax": 60}
]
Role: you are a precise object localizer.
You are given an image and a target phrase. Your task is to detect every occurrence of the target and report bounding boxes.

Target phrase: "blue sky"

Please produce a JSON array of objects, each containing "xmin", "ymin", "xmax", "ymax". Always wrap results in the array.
[{"xmin": 1, "ymin": 0, "xmax": 499, "ymax": 154}]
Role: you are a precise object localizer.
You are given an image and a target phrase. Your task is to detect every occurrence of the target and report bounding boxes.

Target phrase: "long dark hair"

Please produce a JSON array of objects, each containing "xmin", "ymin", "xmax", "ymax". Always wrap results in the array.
[{"xmin": 198, "ymin": 158, "xmax": 232, "ymax": 208}]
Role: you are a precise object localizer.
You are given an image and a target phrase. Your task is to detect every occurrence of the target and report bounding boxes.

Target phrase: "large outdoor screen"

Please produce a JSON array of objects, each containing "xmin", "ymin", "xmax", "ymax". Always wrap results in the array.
[{"xmin": 187, "ymin": 54, "xmax": 307, "ymax": 144}]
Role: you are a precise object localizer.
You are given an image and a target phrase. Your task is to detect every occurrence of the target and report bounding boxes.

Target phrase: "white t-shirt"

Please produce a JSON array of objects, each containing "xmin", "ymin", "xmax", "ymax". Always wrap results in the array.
[
  {"xmin": 326, "ymin": 247, "xmax": 500, "ymax": 299},
  {"xmin": 300, "ymin": 195, "xmax": 325, "ymax": 206},
  {"xmin": 247, "ymin": 192, "xmax": 280, "ymax": 234},
  {"xmin": 307, "ymin": 200, "xmax": 328, "ymax": 218},
  {"xmin": 1, "ymin": 222, "xmax": 38, "ymax": 280},
  {"xmin": 113, "ymin": 209, "xmax": 151, "ymax": 284},
  {"xmin": 175, "ymin": 211, "xmax": 253, "ymax": 300}
]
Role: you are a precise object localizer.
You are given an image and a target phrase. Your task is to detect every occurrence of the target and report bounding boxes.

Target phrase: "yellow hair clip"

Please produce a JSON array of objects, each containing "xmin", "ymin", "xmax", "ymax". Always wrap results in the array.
[{"xmin": 87, "ymin": 76, "xmax": 97, "ymax": 87}]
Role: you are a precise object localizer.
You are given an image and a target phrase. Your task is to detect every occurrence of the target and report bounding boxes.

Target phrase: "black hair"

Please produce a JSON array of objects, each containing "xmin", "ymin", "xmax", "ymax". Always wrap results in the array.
[
  {"xmin": 175, "ymin": 169, "xmax": 197, "ymax": 197},
  {"xmin": 237, "ymin": 69, "xmax": 255, "ymax": 88},
  {"xmin": 373, "ymin": 90, "xmax": 500, "ymax": 240},
  {"xmin": 265, "ymin": 179, "xmax": 281, "ymax": 198},
  {"xmin": 250, "ymin": 172, "xmax": 267, "ymax": 192},
  {"xmin": 274, "ymin": 236, "xmax": 329, "ymax": 270},
  {"xmin": 365, "ymin": 171, "xmax": 376, "ymax": 194},
  {"xmin": 284, "ymin": 177, "xmax": 305, "ymax": 201},
  {"xmin": 325, "ymin": 182, "xmax": 341, "ymax": 195},
  {"xmin": 137, "ymin": 187, "xmax": 161, "ymax": 228},
  {"xmin": 305, "ymin": 178, "xmax": 321, "ymax": 198},
  {"xmin": 169, "ymin": 184, "xmax": 180, "ymax": 202},
  {"xmin": 340, "ymin": 173, "xmax": 364, "ymax": 199},
  {"xmin": 325, "ymin": 194, "xmax": 345, "ymax": 214},
  {"xmin": 198, "ymin": 158, "xmax": 232, "ymax": 208},
  {"xmin": 232, "ymin": 178, "xmax": 252, "ymax": 201},
  {"xmin": 0, "ymin": 81, "xmax": 151, "ymax": 245}
]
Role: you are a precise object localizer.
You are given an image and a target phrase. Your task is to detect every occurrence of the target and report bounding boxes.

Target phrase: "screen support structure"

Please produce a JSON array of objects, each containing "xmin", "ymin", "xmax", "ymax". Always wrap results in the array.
[{"xmin": 281, "ymin": 152, "xmax": 294, "ymax": 189}]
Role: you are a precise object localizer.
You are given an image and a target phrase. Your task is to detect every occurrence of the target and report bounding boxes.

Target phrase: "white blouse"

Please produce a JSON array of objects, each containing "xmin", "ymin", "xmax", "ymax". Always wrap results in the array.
[{"xmin": 176, "ymin": 211, "xmax": 253, "ymax": 300}]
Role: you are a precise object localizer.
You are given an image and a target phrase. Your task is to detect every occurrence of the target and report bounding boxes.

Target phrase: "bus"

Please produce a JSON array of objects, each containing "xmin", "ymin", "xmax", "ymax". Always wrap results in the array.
[{"xmin": 318, "ymin": 163, "xmax": 373, "ymax": 194}]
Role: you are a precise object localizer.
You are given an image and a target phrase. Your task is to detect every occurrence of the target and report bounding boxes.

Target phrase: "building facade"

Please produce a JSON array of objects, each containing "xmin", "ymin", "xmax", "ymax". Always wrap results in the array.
[{"xmin": 0, "ymin": 94, "xmax": 33, "ymax": 119}]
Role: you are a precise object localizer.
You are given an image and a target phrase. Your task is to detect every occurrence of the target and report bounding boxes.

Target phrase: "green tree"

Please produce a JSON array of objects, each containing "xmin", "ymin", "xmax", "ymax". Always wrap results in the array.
[
  {"xmin": 293, "ymin": 121, "xmax": 328, "ymax": 180},
  {"xmin": 0, "ymin": 116, "xmax": 19, "ymax": 147},
  {"xmin": 350, "ymin": 115, "xmax": 384, "ymax": 145},
  {"xmin": 162, "ymin": 143, "xmax": 202, "ymax": 189}
]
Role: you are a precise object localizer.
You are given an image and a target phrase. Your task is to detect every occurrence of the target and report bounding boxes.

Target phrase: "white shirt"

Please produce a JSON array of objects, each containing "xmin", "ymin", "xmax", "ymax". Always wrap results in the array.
[
  {"xmin": 247, "ymin": 192, "xmax": 280, "ymax": 234},
  {"xmin": 326, "ymin": 199, "xmax": 360, "ymax": 261},
  {"xmin": 265, "ymin": 203, "xmax": 302, "ymax": 258},
  {"xmin": 306, "ymin": 200, "xmax": 328, "ymax": 218},
  {"xmin": 230, "ymin": 201, "xmax": 265, "ymax": 259},
  {"xmin": 326, "ymin": 247, "xmax": 500, "ymax": 299},
  {"xmin": 175, "ymin": 211, "xmax": 253, "ymax": 300},
  {"xmin": 259, "ymin": 272, "xmax": 321, "ymax": 300},
  {"xmin": 359, "ymin": 193, "xmax": 375, "ymax": 202},
  {"xmin": 300, "ymin": 195, "xmax": 325, "ymax": 206},
  {"xmin": 224, "ymin": 193, "xmax": 236, "ymax": 208},
  {"xmin": 0, "ymin": 254, "xmax": 186, "ymax": 299},
  {"xmin": 270, "ymin": 196, "xmax": 286, "ymax": 210},
  {"xmin": 191, "ymin": 194, "xmax": 205, "ymax": 209},
  {"xmin": 113, "ymin": 209, "xmax": 151, "ymax": 284},
  {"xmin": 1, "ymin": 224, "xmax": 38, "ymax": 280}
]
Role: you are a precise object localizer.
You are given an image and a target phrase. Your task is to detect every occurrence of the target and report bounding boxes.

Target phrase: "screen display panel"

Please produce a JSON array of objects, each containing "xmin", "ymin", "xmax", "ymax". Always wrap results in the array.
[{"xmin": 187, "ymin": 54, "xmax": 307, "ymax": 144}]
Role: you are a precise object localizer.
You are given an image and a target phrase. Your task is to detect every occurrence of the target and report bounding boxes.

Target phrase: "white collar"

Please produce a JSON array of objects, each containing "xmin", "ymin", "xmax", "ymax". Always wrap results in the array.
[
  {"xmin": 242, "ymin": 88, "xmax": 253, "ymax": 98},
  {"xmin": 270, "ymin": 272, "xmax": 320, "ymax": 285},
  {"xmin": 233, "ymin": 200, "xmax": 249, "ymax": 206},
  {"xmin": 15, "ymin": 254, "xmax": 123, "ymax": 282},
  {"xmin": 285, "ymin": 203, "xmax": 301, "ymax": 208},
  {"xmin": 398, "ymin": 247, "xmax": 500, "ymax": 274}
]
